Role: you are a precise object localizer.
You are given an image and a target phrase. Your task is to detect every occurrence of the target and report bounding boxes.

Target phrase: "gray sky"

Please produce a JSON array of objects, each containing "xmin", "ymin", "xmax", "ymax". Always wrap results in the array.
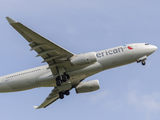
[{"xmin": 0, "ymin": 0, "xmax": 160, "ymax": 120}]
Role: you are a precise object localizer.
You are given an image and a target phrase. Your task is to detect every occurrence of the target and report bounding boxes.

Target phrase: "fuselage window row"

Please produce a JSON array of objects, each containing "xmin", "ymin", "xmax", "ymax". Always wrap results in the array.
[{"xmin": 6, "ymin": 69, "xmax": 41, "ymax": 79}]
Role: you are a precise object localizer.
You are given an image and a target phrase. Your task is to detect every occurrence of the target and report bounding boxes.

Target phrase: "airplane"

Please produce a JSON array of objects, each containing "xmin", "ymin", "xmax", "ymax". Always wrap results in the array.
[{"xmin": 1, "ymin": 17, "xmax": 157, "ymax": 109}]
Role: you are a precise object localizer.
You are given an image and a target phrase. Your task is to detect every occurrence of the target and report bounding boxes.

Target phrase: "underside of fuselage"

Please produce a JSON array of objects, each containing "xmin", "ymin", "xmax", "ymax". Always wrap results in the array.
[{"xmin": 0, "ymin": 43, "xmax": 157, "ymax": 93}]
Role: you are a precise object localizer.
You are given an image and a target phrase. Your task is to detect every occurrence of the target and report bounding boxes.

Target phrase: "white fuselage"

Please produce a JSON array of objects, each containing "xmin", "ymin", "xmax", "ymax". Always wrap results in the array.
[{"xmin": 0, "ymin": 43, "xmax": 157, "ymax": 92}]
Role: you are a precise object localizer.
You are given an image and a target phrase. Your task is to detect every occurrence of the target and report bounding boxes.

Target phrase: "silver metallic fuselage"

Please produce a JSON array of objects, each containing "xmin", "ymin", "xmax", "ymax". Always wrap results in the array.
[{"xmin": 0, "ymin": 43, "xmax": 157, "ymax": 92}]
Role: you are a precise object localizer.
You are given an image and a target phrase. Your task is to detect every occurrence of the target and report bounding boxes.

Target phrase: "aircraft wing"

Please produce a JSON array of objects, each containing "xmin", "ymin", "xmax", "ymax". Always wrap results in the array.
[
  {"xmin": 34, "ymin": 87, "xmax": 73, "ymax": 109},
  {"xmin": 34, "ymin": 87, "xmax": 59, "ymax": 109},
  {"xmin": 6, "ymin": 17, "xmax": 74, "ymax": 75}
]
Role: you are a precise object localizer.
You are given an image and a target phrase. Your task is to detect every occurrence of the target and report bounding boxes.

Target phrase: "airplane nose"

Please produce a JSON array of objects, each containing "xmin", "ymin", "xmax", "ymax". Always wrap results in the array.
[
  {"xmin": 151, "ymin": 45, "xmax": 158, "ymax": 52},
  {"xmin": 148, "ymin": 45, "xmax": 158, "ymax": 55}
]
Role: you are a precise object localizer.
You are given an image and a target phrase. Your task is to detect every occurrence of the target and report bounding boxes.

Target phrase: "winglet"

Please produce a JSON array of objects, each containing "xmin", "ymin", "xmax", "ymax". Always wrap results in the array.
[
  {"xmin": 6, "ymin": 17, "xmax": 17, "ymax": 24},
  {"xmin": 33, "ymin": 106, "xmax": 38, "ymax": 109}
]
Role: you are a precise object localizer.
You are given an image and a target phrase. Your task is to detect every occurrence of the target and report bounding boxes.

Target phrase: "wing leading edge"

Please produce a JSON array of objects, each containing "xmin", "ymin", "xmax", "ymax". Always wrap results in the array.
[
  {"xmin": 6, "ymin": 17, "xmax": 74, "ymax": 75},
  {"xmin": 34, "ymin": 87, "xmax": 60, "ymax": 109},
  {"xmin": 6, "ymin": 17, "xmax": 75, "ymax": 108}
]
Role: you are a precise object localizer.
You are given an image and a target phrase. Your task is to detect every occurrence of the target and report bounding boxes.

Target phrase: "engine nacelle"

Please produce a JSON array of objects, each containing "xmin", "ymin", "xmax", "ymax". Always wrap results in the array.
[
  {"xmin": 75, "ymin": 80, "xmax": 100, "ymax": 94},
  {"xmin": 70, "ymin": 52, "xmax": 97, "ymax": 66}
]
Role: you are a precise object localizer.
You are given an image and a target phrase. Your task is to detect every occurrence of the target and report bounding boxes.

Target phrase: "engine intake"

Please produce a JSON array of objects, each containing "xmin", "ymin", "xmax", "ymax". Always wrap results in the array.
[
  {"xmin": 70, "ymin": 52, "xmax": 97, "ymax": 66},
  {"xmin": 75, "ymin": 80, "xmax": 100, "ymax": 94}
]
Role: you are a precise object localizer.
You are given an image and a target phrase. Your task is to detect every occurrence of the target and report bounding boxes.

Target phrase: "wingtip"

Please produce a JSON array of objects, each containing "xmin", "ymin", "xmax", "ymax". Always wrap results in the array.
[
  {"xmin": 33, "ymin": 106, "xmax": 38, "ymax": 109},
  {"xmin": 6, "ymin": 17, "xmax": 17, "ymax": 24}
]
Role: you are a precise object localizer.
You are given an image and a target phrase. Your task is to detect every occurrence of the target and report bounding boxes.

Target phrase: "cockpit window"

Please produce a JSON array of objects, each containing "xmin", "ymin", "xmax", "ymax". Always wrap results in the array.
[{"xmin": 145, "ymin": 43, "xmax": 149, "ymax": 45}]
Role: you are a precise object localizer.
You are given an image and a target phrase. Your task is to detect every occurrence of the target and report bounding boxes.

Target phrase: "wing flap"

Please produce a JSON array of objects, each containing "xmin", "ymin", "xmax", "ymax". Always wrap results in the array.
[
  {"xmin": 34, "ymin": 87, "xmax": 59, "ymax": 109},
  {"xmin": 6, "ymin": 17, "xmax": 74, "ymax": 75}
]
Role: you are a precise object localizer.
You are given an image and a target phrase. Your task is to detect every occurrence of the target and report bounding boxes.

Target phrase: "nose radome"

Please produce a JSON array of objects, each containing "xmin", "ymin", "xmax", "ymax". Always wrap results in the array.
[
  {"xmin": 148, "ymin": 45, "xmax": 158, "ymax": 55},
  {"xmin": 154, "ymin": 46, "xmax": 157, "ymax": 50},
  {"xmin": 152, "ymin": 45, "xmax": 158, "ymax": 52}
]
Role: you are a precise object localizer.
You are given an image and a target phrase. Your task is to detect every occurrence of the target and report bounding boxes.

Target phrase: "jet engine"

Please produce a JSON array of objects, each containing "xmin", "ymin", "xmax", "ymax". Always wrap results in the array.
[
  {"xmin": 75, "ymin": 80, "xmax": 100, "ymax": 93},
  {"xmin": 70, "ymin": 52, "xmax": 97, "ymax": 66}
]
